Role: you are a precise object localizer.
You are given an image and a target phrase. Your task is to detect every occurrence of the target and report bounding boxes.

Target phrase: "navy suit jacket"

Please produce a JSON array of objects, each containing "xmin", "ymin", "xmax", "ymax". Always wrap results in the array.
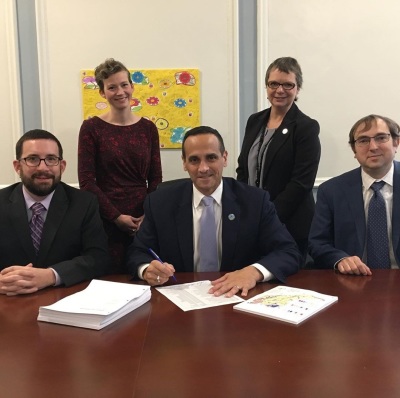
[
  {"xmin": 237, "ymin": 103, "xmax": 320, "ymax": 240},
  {"xmin": 126, "ymin": 178, "xmax": 301, "ymax": 282},
  {"xmin": 0, "ymin": 182, "xmax": 110, "ymax": 286},
  {"xmin": 309, "ymin": 162, "xmax": 400, "ymax": 268}
]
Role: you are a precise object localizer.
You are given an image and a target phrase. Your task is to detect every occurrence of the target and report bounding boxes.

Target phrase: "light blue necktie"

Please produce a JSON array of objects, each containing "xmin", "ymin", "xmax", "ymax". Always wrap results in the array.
[
  {"xmin": 366, "ymin": 181, "xmax": 390, "ymax": 269},
  {"xmin": 30, "ymin": 202, "xmax": 45, "ymax": 254},
  {"xmin": 199, "ymin": 196, "xmax": 218, "ymax": 272}
]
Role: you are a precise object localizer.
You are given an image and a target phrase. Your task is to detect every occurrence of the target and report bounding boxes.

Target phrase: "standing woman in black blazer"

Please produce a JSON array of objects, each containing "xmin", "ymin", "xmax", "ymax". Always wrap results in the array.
[{"xmin": 237, "ymin": 57, "xmax": 320, "ymax": 266}]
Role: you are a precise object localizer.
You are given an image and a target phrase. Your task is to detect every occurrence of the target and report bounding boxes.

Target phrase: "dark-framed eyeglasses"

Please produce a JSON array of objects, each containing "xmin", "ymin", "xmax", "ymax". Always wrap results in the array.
[
  {"xmin": 353, "ymin": 133, "xmax": 391, "ymax": 147},
  {"xmin": 19, "ymin": 156, "xmax": 62, "ymax": 167},
  {"xmin": 267, "ymin": 81, "xmax": 296, "ymax": 90}
]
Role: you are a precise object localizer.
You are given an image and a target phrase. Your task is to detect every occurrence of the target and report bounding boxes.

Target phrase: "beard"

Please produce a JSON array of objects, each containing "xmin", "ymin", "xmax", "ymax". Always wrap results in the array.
[{"xmin": 21, "ymin": 171, "xmax": 61, "ymax": 197}]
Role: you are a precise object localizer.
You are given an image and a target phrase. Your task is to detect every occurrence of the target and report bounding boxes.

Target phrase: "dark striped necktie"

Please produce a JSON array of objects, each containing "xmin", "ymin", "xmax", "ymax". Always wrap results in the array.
[{"xmin": 30, "ymin": 202, "xmax": 45, "ymax": 254}]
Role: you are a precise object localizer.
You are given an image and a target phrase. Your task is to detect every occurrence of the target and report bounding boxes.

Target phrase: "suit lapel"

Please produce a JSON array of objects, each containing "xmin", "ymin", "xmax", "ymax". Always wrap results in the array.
[
  {"xmin": 392, "ymin": 162, "xmax": 400, "ymax": 263},
  {"xmin": 245, "ymin": 110, "xmax": 270, "ymax": 154},
  {"xmin": 220, "ymin": 179, "xmax": 240, "ymax": 269},
  {"xmin": 175, "ymin": 183, "xmax": 195, "ymax": 271},
  {"xmin": 37, "ymin": 184, "xmax": 69, "ymax": 263},
  {"xmin": 8, "ymin": 184, "xmax": 36, "ymax": 258},
  {"xmin": 261, "ymin": 104, "xmax": 298, "ymax": 177},
  {"xmin": 343, "ymin": 169, "xmax": 366, "ymax": 252}
]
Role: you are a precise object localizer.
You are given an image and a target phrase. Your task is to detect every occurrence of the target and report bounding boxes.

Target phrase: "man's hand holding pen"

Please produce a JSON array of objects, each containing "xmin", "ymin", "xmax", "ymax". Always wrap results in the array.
[{"xmin": 143, "ymin": 260, "xmax": 176, "ymax": 286}]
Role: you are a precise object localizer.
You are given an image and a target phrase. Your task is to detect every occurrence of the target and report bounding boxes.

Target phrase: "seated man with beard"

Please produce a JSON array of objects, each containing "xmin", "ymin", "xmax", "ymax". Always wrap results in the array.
[{"xmin": 0, "ymin": 129, "xmax": 110, "ymax": 295}]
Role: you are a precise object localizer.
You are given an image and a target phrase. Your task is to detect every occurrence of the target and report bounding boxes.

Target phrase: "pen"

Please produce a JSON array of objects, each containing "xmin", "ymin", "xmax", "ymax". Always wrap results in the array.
[{"xmin": 148, "ymin": 248, "xmax": 178, "ymax": 282}]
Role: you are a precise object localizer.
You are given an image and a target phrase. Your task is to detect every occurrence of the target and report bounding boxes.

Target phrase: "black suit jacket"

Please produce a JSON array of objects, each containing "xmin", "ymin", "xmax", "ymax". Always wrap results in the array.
[
  {"xmin": 0, "ymin": 182, "xmax": 110, "ymax": 286},
  {"xmin": 126, "ymin": 178, "xmax": 301, "ymax": 283},
  {"xmin": 237, "ymin": 103, "xmax": 320, "ymax": 240}
]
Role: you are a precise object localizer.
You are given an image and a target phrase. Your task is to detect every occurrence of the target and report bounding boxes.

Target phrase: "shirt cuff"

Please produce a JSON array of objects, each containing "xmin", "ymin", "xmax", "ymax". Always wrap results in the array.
[
  {"xmin": 334, "ymin": 257, "xmax": 347, "ymax": 271},
  {"xmin": 49, "ymin": 268, "xmax": 61, "ymax": 286},
  {"xmin": 251, "ymin": 263, "xmax": 274, "ymax": 282},
  {"xmin": 138, "ymin": 263, "xmax": 150, "ymax": 280},
  {"xmin": 140, "ymin": 263, "xmax": 273, "ymax": 281}
]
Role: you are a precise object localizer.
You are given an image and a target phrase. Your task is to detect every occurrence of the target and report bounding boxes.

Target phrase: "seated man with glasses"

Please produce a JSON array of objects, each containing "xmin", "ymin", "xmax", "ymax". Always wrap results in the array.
[
  {"xmin": 0, "ymin": 129, "xmax": 110, "ymax": 295},
  {"xmin": 309, "ymin": 114, "xmax": 400, "ymax": 275}
]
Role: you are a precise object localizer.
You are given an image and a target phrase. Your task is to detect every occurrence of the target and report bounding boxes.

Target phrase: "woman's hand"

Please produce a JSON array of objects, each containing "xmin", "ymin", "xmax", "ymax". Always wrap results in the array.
[
  {"xmin": 133, "ymin": 215, "xmax": 144, "ymax": 230},
  {"xmin": 114, "ymin": 214, "xmax": 141, "ymax": 235}
]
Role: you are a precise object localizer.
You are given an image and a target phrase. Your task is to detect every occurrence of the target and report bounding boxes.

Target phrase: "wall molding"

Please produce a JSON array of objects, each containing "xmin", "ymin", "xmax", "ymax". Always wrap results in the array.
[
  {"xmin": 257, "ymin": 0, "xmax": 268, "ymax": 111},
  {"xmin": 231, "ymin": 0, "xmax": 241, "ymax": 169},
  {"xmin": 4, "ymin": 0, "xmax": 23, "ymax": 184},
  {"xmin": 35, "ymin": 0, "xmax": 53, "ymax": 131}
]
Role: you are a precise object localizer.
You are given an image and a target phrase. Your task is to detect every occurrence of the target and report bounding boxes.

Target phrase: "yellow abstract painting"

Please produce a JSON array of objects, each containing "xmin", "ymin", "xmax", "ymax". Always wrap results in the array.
[{"xmin": 81, "ymin": 69, "xmax": 200, "ymax": 148}]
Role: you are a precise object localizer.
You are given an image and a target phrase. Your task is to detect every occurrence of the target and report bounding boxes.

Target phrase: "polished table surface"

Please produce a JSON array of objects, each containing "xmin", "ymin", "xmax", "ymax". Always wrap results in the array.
[{"xmin": 1, "ymin": 270, "xmax": 400, "ymax": 398}]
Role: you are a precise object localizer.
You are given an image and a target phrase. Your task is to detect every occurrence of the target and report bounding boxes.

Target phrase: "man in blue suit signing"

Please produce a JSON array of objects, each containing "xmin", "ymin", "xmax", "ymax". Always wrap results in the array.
[
  {"xmin": 127, "ymin": 126, "xmax": 300, "ymax": 297},
  {"xmin": 309, "ymin": 114, "xmax": 400, "ymax": 275}
]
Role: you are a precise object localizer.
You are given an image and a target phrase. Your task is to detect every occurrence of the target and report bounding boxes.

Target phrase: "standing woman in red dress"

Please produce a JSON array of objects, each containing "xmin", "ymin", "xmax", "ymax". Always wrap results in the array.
[{"xmin": 78, "ymin": 58, "xmax": 162, "ymax": 273}]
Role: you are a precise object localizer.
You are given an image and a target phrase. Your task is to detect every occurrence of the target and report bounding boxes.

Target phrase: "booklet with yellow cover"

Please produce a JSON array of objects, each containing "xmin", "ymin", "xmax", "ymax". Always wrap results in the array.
[{"xmin": 234, "ymin": 285, "xmax": 338, "ymax": 325}]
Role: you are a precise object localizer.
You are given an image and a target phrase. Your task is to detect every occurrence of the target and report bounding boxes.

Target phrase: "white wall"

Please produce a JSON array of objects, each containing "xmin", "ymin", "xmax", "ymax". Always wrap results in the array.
[
  {"xmin": 10, "ymin": 1, "xmax": 398, "ymax": 185},
  {"xmin": 262, "ymin": 0, "xmax": 400, "ymax": 183},
  {"xmin": 36, "ymin": 0, "xmax": 239, "ymax": 184},
  {"xmin": 0, "ymin": 0, "xmax": 23, "ymax": 185}
]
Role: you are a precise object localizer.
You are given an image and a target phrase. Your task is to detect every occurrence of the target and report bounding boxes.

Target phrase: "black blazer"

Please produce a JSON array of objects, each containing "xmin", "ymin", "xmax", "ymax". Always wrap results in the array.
[
  {"xmin": 126, "ymin": 178, "xmax": 301, "ymax": 283},
  {"xmin": 0, "ymin": 182, "xmax": 110, "ymax": 286},
  {"xmin": 237, "ymin": 103, "xmax": 320, "ymax": 240}
]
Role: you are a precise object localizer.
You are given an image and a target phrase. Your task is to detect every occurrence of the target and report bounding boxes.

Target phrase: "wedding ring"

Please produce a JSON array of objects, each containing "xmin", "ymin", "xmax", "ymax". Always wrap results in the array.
[{"xmin": 157, "ymin": 275, "xmax": 160, "ymax": 283}]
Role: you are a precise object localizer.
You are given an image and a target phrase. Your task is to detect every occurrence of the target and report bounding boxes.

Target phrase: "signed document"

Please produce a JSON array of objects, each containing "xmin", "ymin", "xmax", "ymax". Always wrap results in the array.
[{"xmin": 156, "ymin": 280, "xmax": 244, "ymax": 311}]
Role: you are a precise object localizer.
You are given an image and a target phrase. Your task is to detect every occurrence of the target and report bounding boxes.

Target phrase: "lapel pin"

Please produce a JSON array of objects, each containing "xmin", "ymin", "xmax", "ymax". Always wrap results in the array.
[
  {"xmin": 228, "ymin": 214, "xmax": 235, "ymax": 221},
  {"xmin": 282, "ymin": 128, "xmax": 288, "ymax": 135}
]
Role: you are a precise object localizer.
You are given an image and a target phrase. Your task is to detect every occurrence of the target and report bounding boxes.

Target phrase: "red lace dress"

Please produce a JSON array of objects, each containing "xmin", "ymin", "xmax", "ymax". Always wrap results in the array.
[{"xmin": 78, "ymin": 116, "xmax": 162, "ymax": 272}]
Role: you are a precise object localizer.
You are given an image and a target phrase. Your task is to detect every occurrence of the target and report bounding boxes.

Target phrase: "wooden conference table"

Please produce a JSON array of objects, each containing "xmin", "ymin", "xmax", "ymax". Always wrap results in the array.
[{"xmin": 1, "ymin": 270, "xmax": 400, "ymax": 398}]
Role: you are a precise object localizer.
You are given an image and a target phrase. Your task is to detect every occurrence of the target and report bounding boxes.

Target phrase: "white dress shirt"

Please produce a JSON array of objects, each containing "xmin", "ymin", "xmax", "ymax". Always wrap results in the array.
[{"xmin": 192, "ymin": 182, "xmax": 273, "ymax": 281}]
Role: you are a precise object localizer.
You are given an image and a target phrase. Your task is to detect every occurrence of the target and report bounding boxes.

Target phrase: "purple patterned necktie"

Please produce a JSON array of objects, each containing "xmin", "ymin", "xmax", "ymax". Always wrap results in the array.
[
  {"xmin": 30, "ymin": 202, "xmax": 45, "ymax": 254},
  {"xmin": 199, "ymin": 196, "xmax": 218, "ymax": 272}
]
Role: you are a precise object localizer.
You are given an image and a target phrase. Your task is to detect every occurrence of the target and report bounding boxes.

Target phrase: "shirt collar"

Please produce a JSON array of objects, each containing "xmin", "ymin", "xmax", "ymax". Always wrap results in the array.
[
  {"xmin": 22, "ymin": 185, "xmax": 55, "ymax": 211},
  {"xmin": 361, "ymin": 162, "xmax": 394, "ymax": 190},
  {"xmin": 193, "ymin": 180, "xmax": 223, "ymax": 208}
]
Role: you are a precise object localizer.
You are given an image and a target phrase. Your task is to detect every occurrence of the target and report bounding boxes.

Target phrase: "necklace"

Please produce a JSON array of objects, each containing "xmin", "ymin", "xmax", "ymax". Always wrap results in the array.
[{"xmin": 255, "ymin": 127, "xmax": 275, "ymax": 187}]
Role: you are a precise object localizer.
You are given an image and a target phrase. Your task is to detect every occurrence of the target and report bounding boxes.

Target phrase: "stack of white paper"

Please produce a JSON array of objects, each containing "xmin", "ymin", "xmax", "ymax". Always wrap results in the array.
[
  {"xmin": 234, "ymin": 285, "xmax": 338, "ymax": 324},
  {"xmin": 38, "ymin": 280, "xmax": 151, "ymax": 330}
]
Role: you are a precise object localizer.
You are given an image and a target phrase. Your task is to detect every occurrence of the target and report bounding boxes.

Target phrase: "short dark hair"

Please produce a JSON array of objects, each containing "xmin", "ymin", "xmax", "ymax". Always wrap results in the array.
[
  {"xmin": 348, "ymin": 114, "xmax": 400, "ymax": 151},
  {"xmin": 94, "ymin": 58, "xmax": 132, "ymax": 92},
  {"xmin": 182, "ymin": 126, "xmax": 226, "ymax": 158},
  {"xmin": 265, "ymin": 57, "xmax": 303, "ymax": 97},
  {"xmin": 16, "ymin": 129, "xmax": 63, "ymax": 159}
]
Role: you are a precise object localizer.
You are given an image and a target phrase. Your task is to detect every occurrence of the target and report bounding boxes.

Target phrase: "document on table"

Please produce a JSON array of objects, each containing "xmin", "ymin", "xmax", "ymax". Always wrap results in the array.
[
  {"xmin": 234, "ymin": 285, "xmax": 338, "ymax": 324},
  {"xmin": 156, "ymin": 280, "xmax": 244, "ymax": 311},
  {"xmin": 38, "ymin": 280, "xmax": 151, "ymax": 330}
]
